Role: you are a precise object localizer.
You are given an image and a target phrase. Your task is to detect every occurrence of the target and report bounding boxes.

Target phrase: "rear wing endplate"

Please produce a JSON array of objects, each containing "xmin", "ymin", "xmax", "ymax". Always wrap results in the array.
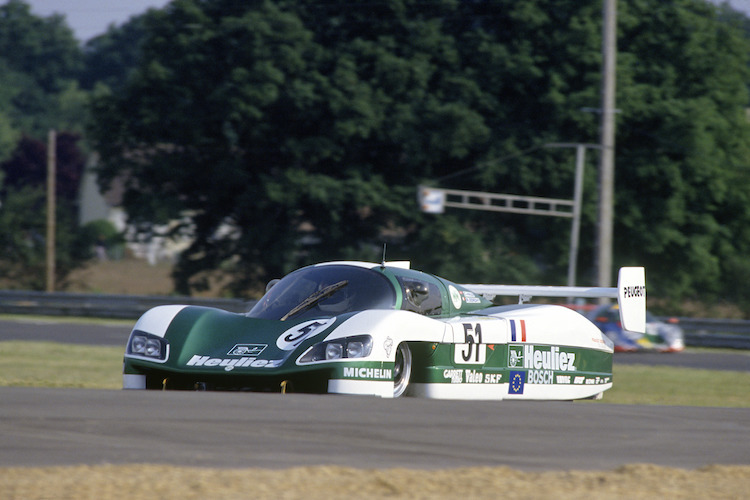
[{"xmin": 462, "ymin": 267, "xmax": 646, "ymax": 333}]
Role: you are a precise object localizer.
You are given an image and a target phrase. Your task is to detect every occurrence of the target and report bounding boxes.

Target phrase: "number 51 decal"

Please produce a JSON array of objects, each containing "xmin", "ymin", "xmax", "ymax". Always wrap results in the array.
[{"xmin": 455, "ymin": 323, "xmax": 486, "ymax": 364}]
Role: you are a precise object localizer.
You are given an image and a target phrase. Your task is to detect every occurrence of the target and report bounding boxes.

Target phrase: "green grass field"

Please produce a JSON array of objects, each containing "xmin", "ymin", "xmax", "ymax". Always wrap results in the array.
[
  {"xmin": 606, "ymin": 363, "xmax": 750, "ymax": 407},
  {"xmin": 0, "ymin": 341, "xmax": 123, "ymax": 389},
  {"xmin": 1, "ymin": 340, "xmax": 748, "ymax": 406}
]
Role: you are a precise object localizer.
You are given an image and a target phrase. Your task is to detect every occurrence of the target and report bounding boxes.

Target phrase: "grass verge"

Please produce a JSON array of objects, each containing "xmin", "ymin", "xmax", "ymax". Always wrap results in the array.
[
  {"xmin": 0, "ymin": 341, "xmax": 123, "ymax": 389},
  {"xmin": 607, "ymin": 363, "xmax": 750, "ymax": 407},
  {"xmin": 1, "ymin": 340, "xmax": 749, "ymax": 407}
]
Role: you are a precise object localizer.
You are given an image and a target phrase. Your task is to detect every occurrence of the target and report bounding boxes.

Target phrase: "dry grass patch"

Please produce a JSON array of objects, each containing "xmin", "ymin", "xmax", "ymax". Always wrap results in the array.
[
  {"xmin": 1, "ymin": 464, "xmax": 749, "ymax": 500},
  {"xmin": 66, "ymin": 258, "xmax": 175, "ymax": 295}
]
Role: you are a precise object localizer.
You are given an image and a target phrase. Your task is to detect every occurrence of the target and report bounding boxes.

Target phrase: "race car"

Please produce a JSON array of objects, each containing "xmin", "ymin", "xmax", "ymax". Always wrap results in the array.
[
  {"xmin": 123, "ymin": 261, "xmax": 646, "ymax": 400},
  {"xmin": 589, "ymin": 304, "xmax": 684, "ymax": 352}
]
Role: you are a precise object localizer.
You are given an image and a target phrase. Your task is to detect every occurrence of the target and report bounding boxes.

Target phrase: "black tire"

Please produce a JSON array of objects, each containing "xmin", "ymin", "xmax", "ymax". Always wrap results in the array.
[{"xmin": 393, "ymin": 343, "xmax": 412, "ymax": 398}]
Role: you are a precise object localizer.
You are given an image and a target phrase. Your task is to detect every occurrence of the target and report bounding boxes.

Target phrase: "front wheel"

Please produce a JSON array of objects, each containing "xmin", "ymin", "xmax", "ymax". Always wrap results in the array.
[{"xmin": 393, "ymin": 343, "xmax": 412, "ymax": 398}]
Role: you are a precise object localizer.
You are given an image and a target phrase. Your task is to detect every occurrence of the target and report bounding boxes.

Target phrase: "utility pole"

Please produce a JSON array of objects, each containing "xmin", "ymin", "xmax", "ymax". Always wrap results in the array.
[
  {"xmin": 46, "ymin": 129, "xmax": 56, "ymax": 293},
  {"xmin": 597, "ymin": 0, "xmax": 617, "ymax": 290},
  {"xmin": 544, "ymin": 143, "xmax": 598, "ymax": 288},
  {"xmin": 569, "ymin": 144, "xmax": 586, "ymax": 288}
]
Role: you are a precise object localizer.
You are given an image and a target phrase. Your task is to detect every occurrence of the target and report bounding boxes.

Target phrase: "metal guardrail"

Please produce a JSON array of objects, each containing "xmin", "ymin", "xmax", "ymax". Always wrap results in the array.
[
  {"xmin": 1, "ymin": 291, "xmax": 748, "ymax": 349},
  {"xmin": 668, "ymin": 317, "xmax": 750, "ymax": 350},
  {"xmin": 673, "ymin": 317, "xmax": 750, "ymax": 335},
  {"xmin": 0, "ymin": 290, "xmax": 255, "ymax": 320}
]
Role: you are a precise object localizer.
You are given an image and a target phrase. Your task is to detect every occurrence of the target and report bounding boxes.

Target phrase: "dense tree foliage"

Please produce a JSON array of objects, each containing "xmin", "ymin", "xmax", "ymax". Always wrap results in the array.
[
  {"xmin": 87, "ymin": 0, "xmax": 750, "ymax": 304},
  {"xmin": 1, "ymin": 133, "xmax": 87, "ymax": 202},
  {"xmin": 80, "ymin": 13, "xmax": 152, "ymax": 92},
  {"xmin": 0, "ymin": 0, "xmax": 86, "ymax": 144},
  {"xmin": 0, "ymin": 133, "xmax": 91, "ymax": 289},
  {"xmin": 0, "ymin": 1, "xmax": 90, "ymax": 289},
  {"xmin": 3, "ymin": 0, "xmax": 750, "ymax": 308},
  {"xmin": 616, "ymin": 0, "xmax": 750, "ymax": 302}
]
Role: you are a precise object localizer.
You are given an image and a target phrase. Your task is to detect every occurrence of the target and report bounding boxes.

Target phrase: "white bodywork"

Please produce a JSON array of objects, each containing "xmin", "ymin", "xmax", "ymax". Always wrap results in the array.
[
  {"xmin": 314, "ymin": 304, "xmax": 614, "ymax": 400},
  {"xmin": 319, "ymin": 267, "xmax": 646, "ymax": 400},
  {"xmin": 123, "ymin": 265, "xmax": 644, "ymax": 400}
]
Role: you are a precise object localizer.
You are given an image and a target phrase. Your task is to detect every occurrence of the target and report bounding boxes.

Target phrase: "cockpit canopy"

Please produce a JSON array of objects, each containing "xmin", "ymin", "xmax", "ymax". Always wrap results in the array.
[{"xmin": 247, "ymin": 264, "xmax": 396, "ymax": 321}]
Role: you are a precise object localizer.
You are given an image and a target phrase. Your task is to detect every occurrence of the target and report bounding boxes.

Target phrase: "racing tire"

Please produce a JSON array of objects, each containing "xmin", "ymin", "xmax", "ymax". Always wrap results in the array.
[{"xmin": 393, "ymin": 343, "xmax": 412, "ymax": 398}]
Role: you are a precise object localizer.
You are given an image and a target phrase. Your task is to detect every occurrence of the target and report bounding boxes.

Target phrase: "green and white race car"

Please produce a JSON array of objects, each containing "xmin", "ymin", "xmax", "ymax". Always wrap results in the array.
[{"xmin": 123, "ymin": 261, "xmax": 645, "ymax": 400}]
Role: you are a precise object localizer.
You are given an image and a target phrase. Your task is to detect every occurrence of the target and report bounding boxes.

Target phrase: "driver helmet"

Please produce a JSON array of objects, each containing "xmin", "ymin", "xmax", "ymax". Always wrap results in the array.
[{"xmin": 318, "ymin": 287, "xmax": 355, "ymax": 313}]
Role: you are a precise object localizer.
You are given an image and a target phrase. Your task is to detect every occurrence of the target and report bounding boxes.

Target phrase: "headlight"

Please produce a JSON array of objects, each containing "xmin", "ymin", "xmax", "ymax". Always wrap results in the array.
[
  {"xmin": 131, "ymin": 336, "xmax": 147, "ymax": 353},
  {"xmin": 346, "ymin": 341, "xmax": 366, "ymax": 358},
  {"xmin": 126, "ymin": 331, "xmax": 168, "ymax": 361},
  {"xmin": 299, "ymin": 335, "xmax": 373, "ymax": 363},
  {"xmin": 325, "ymin": 343, "xmax": 344, "ymax": 360},
  {"xmin": 144, "ymin": 339, "xmax": 162, "ymax": 357}
]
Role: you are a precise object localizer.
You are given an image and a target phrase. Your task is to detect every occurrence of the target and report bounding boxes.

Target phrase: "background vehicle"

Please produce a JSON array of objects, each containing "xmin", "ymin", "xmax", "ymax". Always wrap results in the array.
[{"xmin": 589, "ymin": 304, "xmax": 684, "ymax": 352}]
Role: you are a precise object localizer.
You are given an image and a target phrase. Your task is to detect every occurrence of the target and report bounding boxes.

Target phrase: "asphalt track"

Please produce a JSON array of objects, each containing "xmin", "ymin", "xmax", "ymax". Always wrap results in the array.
[
  {"xmin": 0, "ymin": 318, "xmax": 132, "ymax": 346},
  {"xmin": 1, "ymin": 318, "xmax": 749, "ymax": 471},
  {"xmin": 3, "ymin": 386, "xmax": 750, "ymax": 471}
]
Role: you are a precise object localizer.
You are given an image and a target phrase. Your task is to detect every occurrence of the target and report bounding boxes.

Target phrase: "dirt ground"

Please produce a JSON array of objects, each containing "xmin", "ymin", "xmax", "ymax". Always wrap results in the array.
[
  {"xmin": 65, "ymin": 256, "xmax": 237, "ymax": 297},
  {"xmin": 65, "ymin": 257, "xmax": 176, "ymax": 295},
  {"xmin": 1, "ymin": 463, "xmax": 749, "ymax": 499}
]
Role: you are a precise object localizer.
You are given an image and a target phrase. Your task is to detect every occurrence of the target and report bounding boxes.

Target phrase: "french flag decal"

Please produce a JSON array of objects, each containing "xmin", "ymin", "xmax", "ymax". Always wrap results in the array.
[{"xmin": 510, "ymin": 319, "xmax": 527, "ymax": 342}]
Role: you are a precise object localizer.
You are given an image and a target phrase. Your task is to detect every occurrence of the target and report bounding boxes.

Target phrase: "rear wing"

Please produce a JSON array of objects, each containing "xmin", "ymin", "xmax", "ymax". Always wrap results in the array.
[{"xmin": 462, "ymin": 267, "xmax": 646, "ymax": 333}]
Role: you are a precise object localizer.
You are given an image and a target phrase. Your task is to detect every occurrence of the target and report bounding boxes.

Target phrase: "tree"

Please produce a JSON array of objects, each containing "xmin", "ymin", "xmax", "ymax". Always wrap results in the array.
[
  {"xmin": 1, "ymin": 133, "xmax": 86, "ymax": 203},
  {"xmin": 80, "ymin": 13, "xmax": 152, "ymax": 92},
  {"xmin": 89, "ymin": 0, "xmax": 555, "ymax": 294},
  {"xmin": 0, "ymin": 0, "xmax": 82, "ymax": 92},
  {"xmin": 0, "ymin": 133, "xmax": 90, "ymax": 290},
  {"xmin": 88, "ymin": 0, "xmax": 750, "ymax": 306},
  {"xmin": 0, "ymin": 0, "xmax": 85, "ymax": 137},
  {"xmin": 615, "ymin": 0, "xmax": 750, "ymax": 301},
  {"xmin": 0, "ymin": 1, "xmax": 101, "ymax": 290}
]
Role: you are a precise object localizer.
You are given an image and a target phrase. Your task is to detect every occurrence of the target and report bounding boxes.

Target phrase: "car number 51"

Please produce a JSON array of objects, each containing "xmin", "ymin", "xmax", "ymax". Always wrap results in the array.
[{"xmin": 455, "ymin": 323, "xmax": 486, "ymax": 364}]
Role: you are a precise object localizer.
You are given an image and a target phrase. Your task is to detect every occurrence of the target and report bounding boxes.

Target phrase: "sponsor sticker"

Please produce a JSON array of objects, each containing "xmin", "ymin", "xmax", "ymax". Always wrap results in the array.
[
  {"xmin": 508, "ymin": 370, "xmax": 525, "ymax": 394},
  {"xmin": 622, "ymin": 285, "xmax": 646, "ymax": 298},
  {"xmin": 443, "ymin": 369, "xmax": 463, "ymax": 384},
  {"xmin": 277, "ymin": 318, "xmax": 336, "ymax": 351},
  {"xmin": 343, "ymin": 367, "xmax": 392, "ymax": 380},
  {"xmin": 227, "ymin": 344, "xmax": 266, "ymax": 356},
  {"xmin": 384, "ymin": 337, "xmax": 393, "ymax": 357},
  {"xmin": 449, "ymin": 285, "xmax": 462, "ymax": 309},
  {"xmin": 527, "ymin": 369, "xmax": 554, "ymax": 384},
  {"xmin": 442, "ymin": 369, "xmax": 502, "ymax": 384},
  {"xmin": 508, "ymin": 345, "xmax": 523, "ymax": 368},
  {"xmin": 186, "ymin": 355, "xmax": 281, "ymax": 371},
  {"xmin": 519, "ymin": 345, "xmax": 577, "ymax": 372}
]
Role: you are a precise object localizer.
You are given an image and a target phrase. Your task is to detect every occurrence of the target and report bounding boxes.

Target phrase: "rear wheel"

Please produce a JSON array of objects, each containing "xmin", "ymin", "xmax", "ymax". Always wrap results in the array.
[{"xmin": 393, "ymin": 343, "xmax": 412, "ymax": 398}]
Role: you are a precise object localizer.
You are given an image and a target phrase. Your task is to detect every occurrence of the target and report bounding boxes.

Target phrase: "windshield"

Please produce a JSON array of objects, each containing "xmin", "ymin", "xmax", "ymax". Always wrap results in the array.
[{"xmin": 247, "ymin": 265, "xmax": 396, "ymax": 320}]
